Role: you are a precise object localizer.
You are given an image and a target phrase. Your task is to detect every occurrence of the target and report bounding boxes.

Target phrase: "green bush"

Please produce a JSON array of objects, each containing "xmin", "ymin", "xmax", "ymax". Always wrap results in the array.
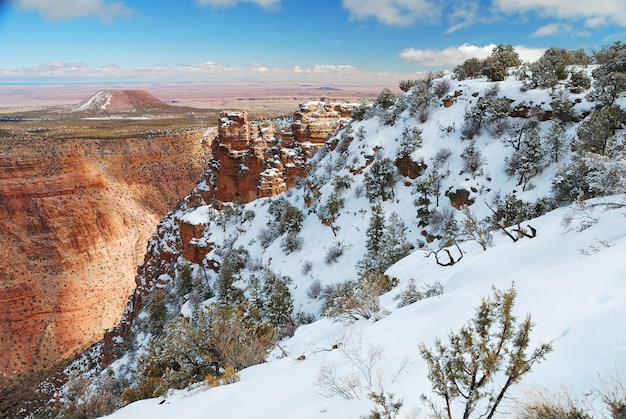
[{"xmin": 419, "ymin": 284, "xmax": 552, "ymax": 419}]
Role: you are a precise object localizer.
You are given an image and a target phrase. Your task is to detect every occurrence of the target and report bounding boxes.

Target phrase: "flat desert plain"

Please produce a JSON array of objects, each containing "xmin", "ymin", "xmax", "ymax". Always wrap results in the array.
[{"xmin": 0, "ymin": 82, "xmax": 393, "ymax": 115}]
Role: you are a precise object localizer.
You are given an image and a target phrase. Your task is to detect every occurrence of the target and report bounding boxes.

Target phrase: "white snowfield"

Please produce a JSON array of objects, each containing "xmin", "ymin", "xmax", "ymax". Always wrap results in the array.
[{"xmin": 105, "ymin": 199, "xmax": 626, "ymax": 419}]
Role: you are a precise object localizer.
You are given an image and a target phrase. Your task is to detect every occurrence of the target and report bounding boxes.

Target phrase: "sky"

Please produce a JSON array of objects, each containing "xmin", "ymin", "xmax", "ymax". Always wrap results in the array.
[{"xmin": 0, "ymin": 0, "xmax": 625, "ymax": 84}]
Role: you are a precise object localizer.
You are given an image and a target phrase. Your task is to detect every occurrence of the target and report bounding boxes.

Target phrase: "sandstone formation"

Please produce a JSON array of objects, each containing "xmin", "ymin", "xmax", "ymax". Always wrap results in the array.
[
  {"xmin": 198, "ymin": 102, "xmax": 353, "ymax": 204},
  {"xmin": 0, "ymin": 131, "xmax": 204, "ymax": 393}
]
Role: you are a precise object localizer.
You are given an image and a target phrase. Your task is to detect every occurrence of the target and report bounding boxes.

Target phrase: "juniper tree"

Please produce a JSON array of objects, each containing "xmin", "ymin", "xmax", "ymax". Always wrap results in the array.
[
  {"xmin": 419, "ymin": 285, "xmax": 552, "ymax": 419},
  {"xmin": 461, "ymin": 140, "xmax": 485, "ymax": 177}
]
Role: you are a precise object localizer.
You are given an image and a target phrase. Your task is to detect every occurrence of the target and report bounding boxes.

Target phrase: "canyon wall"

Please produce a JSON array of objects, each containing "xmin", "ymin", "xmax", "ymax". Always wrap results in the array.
[{"xmin": 0, "ymin": 132, "xmax": 205, "ymax": 391}]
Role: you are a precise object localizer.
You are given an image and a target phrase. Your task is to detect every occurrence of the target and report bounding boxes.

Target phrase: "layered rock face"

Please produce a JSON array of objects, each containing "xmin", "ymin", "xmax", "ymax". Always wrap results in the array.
[
  {"xmin": 0, "ymin": 132, "xmax": 203, "ymax": 389},
  {"xmin": 200, "ymin": 102, "xmax": 352, "ymax": 203}
]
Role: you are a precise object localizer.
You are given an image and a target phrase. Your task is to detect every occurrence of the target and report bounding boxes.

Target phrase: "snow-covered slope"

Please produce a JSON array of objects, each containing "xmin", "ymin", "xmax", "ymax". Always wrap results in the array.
[
  {"xmin": 105, "ymin": 200, "xmax": 626, "ymax": 419},
  {"xmin": 49, "ymin": 65, "xmax": 626, "ymax": 419}
]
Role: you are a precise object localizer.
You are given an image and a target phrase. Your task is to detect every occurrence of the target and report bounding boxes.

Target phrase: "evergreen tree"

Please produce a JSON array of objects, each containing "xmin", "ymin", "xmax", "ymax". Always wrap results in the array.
[
  {"xmin": 543, "ymin": 120, "xmax": 569, "ymax": 163},
  {"xmin": 573, "ymin": 105, "xmax": 623, "ymax": 155},
  {"xmin": 364, "ymin": 158, "xmax": 397, "ymax": 202},
  {"xmin": 505, "ymin": 126, "xmax": 545, "ymax": 189},
  {"xmin": 380, "ymin": 212, "xmax": 412, "ymax": 266},
  {"xmin": 262, "ymin": 272, "xmax": 294, "ymax": 330},
  {"xmin": 358, "ymin": 203, "xmax": 386, "ymax": 274},
  {"xmin": 461, "ymin": 140, "xmax": 485, "ymax": 177},
  {"xmin": 420, "ymin": 285, "xmax": 552, "ymax": 419},
  {"xmin": 399, "ymin": 127, "xmax": 423, "ymax": 158}
]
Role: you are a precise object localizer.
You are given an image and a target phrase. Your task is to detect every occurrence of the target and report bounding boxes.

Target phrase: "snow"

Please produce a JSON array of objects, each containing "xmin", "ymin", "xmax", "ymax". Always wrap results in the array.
[
  {"xmin": 101, "ymin": 70, "xmax": 626, "ymax": 418},
  {"xmin": 105, "ymin": 200, "xmax": 626, "ymax": 419}
]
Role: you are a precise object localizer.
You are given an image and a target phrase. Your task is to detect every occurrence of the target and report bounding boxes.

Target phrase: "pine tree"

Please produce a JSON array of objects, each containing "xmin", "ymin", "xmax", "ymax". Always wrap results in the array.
[{"xmin": 262, "ymin": 272, "xmax": 294, "ymax": 330}]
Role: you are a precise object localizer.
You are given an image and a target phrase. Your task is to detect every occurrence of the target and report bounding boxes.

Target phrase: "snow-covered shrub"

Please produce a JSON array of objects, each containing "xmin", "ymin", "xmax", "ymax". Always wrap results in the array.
[
  {"xmin": 398, "ymin": 127, "xmax": 423, "ymax": 158},
  {"xmin": 281, "ymin": 231, "xmax": 303, "ymax": 254},
  {"xmin": 460, "ymin": 205, "xmax": 493, "ymax": 250},
  {"xmin": 433, "ymin": 78, "xmax": 451, "ymax": 99},
  {"xmin": 460, "ymin": 140, "xmax": 485, "ymax": 177},
  {"xmin": 399, "ymin": 79, "xmax": 420, "ymax": 92},
  {"xmin": 453, "ymin": 57, "xmax": 484, "ymax": 80},
  {"xmin": 321, "ymin": 273, "xmax": 395, "ymax": 322},
  {"xmin": 325, "ymin": 242, "xmax": 345, "ymax": 265},
  {"xmin": 482, "ymin": 44, "xmax": 520, "ymax": 81},
  {"xmin": 136, "ymin": 302, "xmax": 275, "ymax": 398},
  {"xmin": 461, "ymin": 92, "xmax": 511, "ymax": 139},
  {"xmin": 374, "ymin": 88, "xmax": 396, "ymax": 110},
  {"xmin": 567, "ymin": 69, "xmax": 591, "ymax": 94},
  {"xmin": 395, "ymin": 280, "xmax": 444, "ymax": 308},
  {"xmin": 306, "ymin": 278, "xmax": 322, "ymax": 298}
]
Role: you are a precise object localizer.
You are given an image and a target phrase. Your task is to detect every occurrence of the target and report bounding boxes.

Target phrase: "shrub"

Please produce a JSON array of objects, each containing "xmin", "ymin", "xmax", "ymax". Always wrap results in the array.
[
  {"xmin": 433, "ymin": 79, "xmax": 451, "ymax": 99},
  {"xmin": 460, "ymin": 140, "xmax": 485, "ymax": 177},
  {"xmin": 281, "ymin": 231, "xmax": 303, "ymax": 254},
  {"xmin": 419, "ymin": 284, "xmax": 552, "ymax": 419},
  {"xmin": 307, "ymin": 278, "xmax": 322, "ymax": 298},
  {"xmin": 514, "ymin": 386, "xmax": 592, "ymax": 419},
  {"xmin": 395, "ymin": 280, "xmax": 444, "ymax": 308},
  {"xmin": 325, "ymin": 243, "xmax": 345, "ymax": 265},
  {"xmin": 138, "ymin": 302, "xmax": 275, "ymax": 397},
  {"xmin": 399, "ymin": 79, "xmax": 420, "ymax": 92},
  {"xmin": 568, "ymin": 69, "xmax": 591, "ymax": 94},
  {"xmin": 374, "ymin": 88, "xmax": 396, "ymax": 110},
  {"xmin": 453, "ymin": 57, "xmax": 484, "ymax": 80}
]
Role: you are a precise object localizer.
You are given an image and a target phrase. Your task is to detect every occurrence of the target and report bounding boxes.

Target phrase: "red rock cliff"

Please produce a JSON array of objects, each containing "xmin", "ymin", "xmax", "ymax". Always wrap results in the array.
[
  {"xmin": 0, "ymin": 132, "xmax": 203, "ymax": 389},
  {"xmin": 200, "ymin": 102, "xmax": 352, "ymax": 203}
]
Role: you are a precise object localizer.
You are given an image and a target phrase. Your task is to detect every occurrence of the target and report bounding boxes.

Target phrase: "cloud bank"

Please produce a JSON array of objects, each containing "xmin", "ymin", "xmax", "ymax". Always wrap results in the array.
[
  {"xmin": 399, "ymin": 43, "xmax": 546, "ymax": 66},
  {"xmin": 0, "ymin": 61, "xmax": 427, "ymax": 85}
]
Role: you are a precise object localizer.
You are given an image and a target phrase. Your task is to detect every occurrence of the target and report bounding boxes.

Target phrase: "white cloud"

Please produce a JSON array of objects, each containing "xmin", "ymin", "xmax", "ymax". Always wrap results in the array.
[
  {"xmin": 342, "ymin": 0, "xmax": 441, "ymax": 27},
  {"xmin": 11, "ymin": 0, "xmax": 133, "ymax": 22},
  {"xmin": 399, "ymin": 43, "xmax": 546, "ymax": 67},
  {"xmin": 492, "ymin": 0, "xmax": 626, "ymax": 27},
  {"xmin": 0, "ymin": 61, "xmax": 425, "ymax": 85},
  {"xmin": 531, "ymin": 22, "xmax": 591, "ymax": 37},
  {"xmin": 195, "ymin": 0, "xmax": 280, "ymax": 10}
]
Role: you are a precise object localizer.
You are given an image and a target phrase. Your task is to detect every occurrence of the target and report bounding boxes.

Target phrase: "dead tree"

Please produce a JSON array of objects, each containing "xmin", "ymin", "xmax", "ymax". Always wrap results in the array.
[{"xmin": 426, "ymin": 243, "xmax": 464, "ymax": 266}]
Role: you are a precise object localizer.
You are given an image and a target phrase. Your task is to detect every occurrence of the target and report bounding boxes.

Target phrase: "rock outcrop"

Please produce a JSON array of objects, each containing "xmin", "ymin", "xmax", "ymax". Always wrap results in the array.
[
  {"xmin": 199, "ymin": 102, "xmax": 353, "ymax": 204},
  {"xmin": 0, "ymin": 132, "xmax": 204, "ymax": 392}
]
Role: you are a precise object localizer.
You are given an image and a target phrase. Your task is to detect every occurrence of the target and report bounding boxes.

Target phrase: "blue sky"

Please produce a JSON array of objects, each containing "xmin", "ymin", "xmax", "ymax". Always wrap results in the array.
[{"xmin": 1, "ymin": 0, "xmax": 625, "ymax": 84}]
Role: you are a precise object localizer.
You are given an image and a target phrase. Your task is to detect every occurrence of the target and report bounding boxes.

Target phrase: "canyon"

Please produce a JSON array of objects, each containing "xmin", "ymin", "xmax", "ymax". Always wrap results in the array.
[
  {"xmin": 0, "ymin": 131, "xmax": 206, "ymax": 394},
  {"xmin": 0, "ymin": 91, "xmax": 358, "ymax": 414}
]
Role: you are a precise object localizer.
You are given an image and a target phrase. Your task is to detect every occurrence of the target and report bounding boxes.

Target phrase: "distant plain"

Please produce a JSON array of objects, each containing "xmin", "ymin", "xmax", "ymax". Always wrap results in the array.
[{"xmin": 0, "ymin": 82, "xmax": 390, "ymax": 116}]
